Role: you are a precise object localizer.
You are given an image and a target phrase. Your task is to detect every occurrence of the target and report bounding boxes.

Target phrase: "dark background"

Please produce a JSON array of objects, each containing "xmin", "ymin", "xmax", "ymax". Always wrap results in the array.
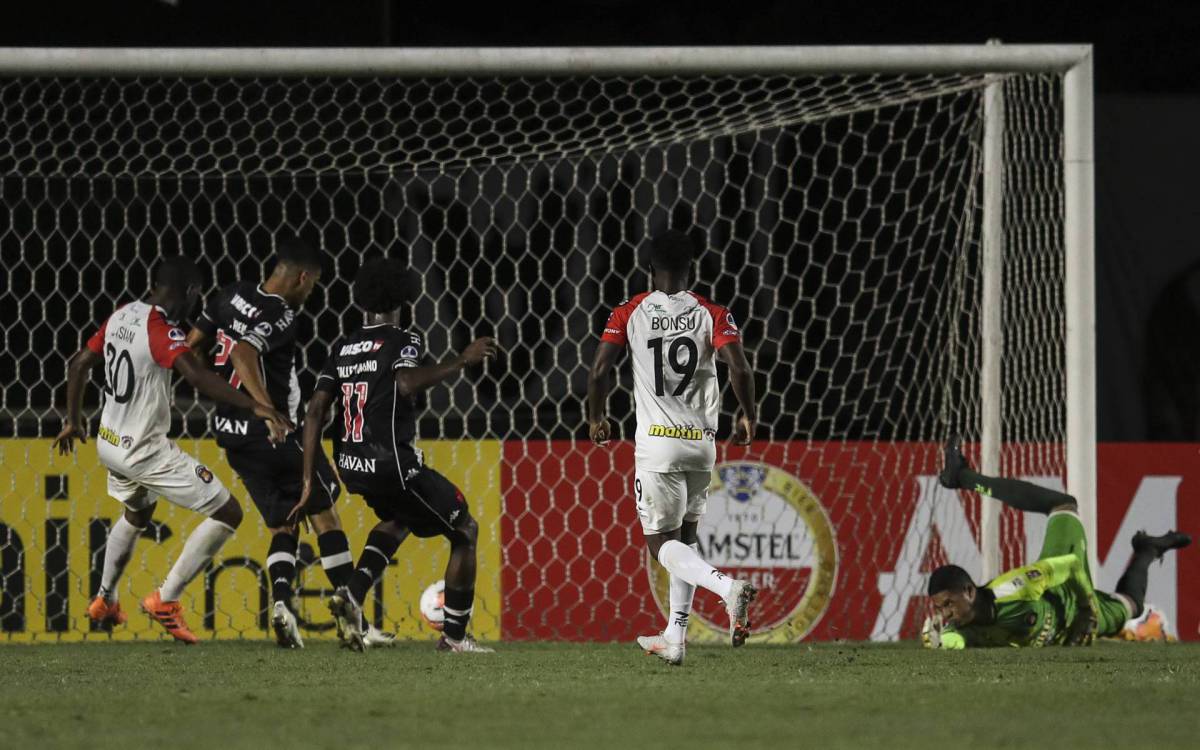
[{"xmin": 2, "ymin": 0, "xmax": 1199, "ymax": 441}]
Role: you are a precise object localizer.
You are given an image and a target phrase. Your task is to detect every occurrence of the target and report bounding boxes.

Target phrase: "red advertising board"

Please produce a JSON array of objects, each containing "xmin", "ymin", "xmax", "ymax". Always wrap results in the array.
[{"xmin": 502, "ymin": 441, "xmax": 1200, "ymax": 642}]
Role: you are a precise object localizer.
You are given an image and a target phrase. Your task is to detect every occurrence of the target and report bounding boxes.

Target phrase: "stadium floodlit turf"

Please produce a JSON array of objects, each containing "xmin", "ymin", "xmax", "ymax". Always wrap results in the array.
[{"xmin": 1, "ymin": 640, "xmax": 1197, "ymax": 749}]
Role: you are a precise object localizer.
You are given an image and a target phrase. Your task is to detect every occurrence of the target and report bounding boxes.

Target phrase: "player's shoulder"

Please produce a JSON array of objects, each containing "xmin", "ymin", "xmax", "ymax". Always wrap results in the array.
[
  {"xmin": 612, "ymin": 290, "xmax": 654, "ymax": 313},
  {"xmin": 684, "ymin": 290, "xmax": 731, "ymax": 317}
]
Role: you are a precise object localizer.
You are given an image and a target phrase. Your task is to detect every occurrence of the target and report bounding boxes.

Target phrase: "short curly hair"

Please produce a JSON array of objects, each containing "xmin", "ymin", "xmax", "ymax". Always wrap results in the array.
[{"xmin": 354, "ymin": 257, "xmax": 415, "ymax": 314}]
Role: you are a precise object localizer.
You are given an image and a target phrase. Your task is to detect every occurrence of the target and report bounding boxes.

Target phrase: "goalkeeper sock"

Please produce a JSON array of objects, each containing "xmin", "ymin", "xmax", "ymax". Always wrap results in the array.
[
  {"xmin": 1116, "ymin": 550, "xmax": 1154, "ymax": 619},
  {"xmin": 957, "ymin": 468, "xmax": 1075, "ymax": 515},
  {"xmin": 160, "ymin": 519, "xmax": 235, "ymax": 602},
  {"xmin": 657, "ymin": 539, "xmax": 735, "ymax": 601},
  {"xmin": 97, "ymin": 516, "xmax": 144, "ymax": 603},
  {"xmin": 442, "ymin": 586, "xmax": 474, "ymax": 642},
  {"xmin": 266, "ymin": 532, "xmax": 298, "ymax": 608},
  {"xmin": 664, "ymin": 560, "xmax": 696, "ymax": 645}
]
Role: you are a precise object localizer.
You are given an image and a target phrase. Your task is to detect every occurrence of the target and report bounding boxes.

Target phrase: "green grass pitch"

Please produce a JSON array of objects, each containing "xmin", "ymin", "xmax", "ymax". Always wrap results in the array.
[{"xmin": 1, "ymin": 640, "xmax": 1197, "ymax": 749}]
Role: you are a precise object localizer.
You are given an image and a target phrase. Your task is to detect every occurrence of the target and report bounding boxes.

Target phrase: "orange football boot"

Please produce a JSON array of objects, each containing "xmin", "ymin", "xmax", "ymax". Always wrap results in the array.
[
  {"xmin": 140, "ymin": 590, "xmax": 199, "ymax": 645},
  {"xmin": 87, "ymin": 596, "xmax": 128, "ymax": 627}
]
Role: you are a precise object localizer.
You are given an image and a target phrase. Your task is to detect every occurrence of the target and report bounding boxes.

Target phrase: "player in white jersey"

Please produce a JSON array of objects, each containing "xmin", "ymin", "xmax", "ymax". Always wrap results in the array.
[
  {"xmin": 587, "ymin": 230, "xmax": 759, "ymax": 666},
  {"xmin": 54, "ymin": 257, "xmax": 291, "ymax": 644}
]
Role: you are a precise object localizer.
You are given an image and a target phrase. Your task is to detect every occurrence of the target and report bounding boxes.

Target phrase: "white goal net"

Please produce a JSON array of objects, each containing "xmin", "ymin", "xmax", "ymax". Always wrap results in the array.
[{"xmin": 0, "ymin": 47, "xmax": 1093, "ymax": 643}]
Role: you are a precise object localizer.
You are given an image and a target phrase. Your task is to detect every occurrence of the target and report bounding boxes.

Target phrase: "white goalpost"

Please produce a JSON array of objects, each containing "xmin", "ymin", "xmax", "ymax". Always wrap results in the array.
[{"xmin": 0, "ymin": 45, "xmax": 1094, "ymax": 642}]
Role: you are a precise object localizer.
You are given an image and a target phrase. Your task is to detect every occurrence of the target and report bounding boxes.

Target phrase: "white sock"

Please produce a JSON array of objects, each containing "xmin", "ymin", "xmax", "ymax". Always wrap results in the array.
[
  {"xmin": 97, "ymin": 516, "xmax": 144, "ymax": 603},
  {"xmin": 663, "ymin": 558, "xmax": 696, "ymax": 645},
  {"xmin": 657, "ymin": 539, "xmax": 735, "ymax": 601},
  {"xmin": 160, "ymin": 519, "xmax": 235, "ymax": 602}
]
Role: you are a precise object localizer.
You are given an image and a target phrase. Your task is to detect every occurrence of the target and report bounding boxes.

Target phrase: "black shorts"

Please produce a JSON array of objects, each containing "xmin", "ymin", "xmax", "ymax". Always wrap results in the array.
[
  {"xmin": 358, "ymin": 466, "xmax": 470, "ymax": 539},
  {"xmin": 223, "ymin": 436, "xmax": 340, "ymax": 528}
]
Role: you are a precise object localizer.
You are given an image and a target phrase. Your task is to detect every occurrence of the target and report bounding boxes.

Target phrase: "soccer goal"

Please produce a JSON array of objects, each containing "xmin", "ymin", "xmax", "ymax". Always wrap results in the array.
[{"xmin": 0, "ymin": 45, "xmax": 1093, "ymax": 643}]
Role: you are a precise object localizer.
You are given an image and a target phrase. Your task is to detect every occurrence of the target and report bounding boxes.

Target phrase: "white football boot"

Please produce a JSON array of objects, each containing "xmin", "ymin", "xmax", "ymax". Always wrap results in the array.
[
  {"xmin": 436, "ymin": 634, "xmax": 495, "ymax": 653},
  {"xmin": 725, "ymin": 580, "xmax": 758, "ymax": 647},
  {"xmin": 636, "ymin": 632, "xmax": 685, "ymax": 666},
  {"xmin": 328, "ymin": 587, "xmax": 368, "ymax": 652},
  {"xmin": 362, "ymin": 624, "xmax": 398, "ymax": 648},
  {"xmin": 271, "ymin": 601, "xmax": 304, "ymax": 649}
]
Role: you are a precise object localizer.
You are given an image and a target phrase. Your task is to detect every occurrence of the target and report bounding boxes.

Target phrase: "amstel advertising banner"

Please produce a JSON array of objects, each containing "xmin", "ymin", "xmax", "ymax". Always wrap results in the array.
[{"xmin": 1, "ymin": 439, "xmax": 1196, "ymax": 642}]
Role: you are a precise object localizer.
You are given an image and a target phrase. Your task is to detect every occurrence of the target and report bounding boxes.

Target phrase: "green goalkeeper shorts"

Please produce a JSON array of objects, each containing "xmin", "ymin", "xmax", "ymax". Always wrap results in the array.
[{"xmin": 1038, "ymin": 511, "xmax": 1131, "ymax": 637}]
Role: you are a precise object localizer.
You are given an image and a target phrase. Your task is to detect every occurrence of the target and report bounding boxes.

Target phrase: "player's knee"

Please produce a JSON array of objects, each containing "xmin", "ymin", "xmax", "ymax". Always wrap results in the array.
[
  {"xmin": 125, "ymin": 504, "xmax": 155, "ymax": 528},
  {"xmin": 1053, "ymin": 496, "xmax": 1079, "ymax": 513},
  {"xmin": 452, "ymin": 515, "xmax": 478, "ymax": 546},
  {"xmin": 213, "ymin": 495, "xmax": 244, "ymax": 529},
  {"xmin": 308, "ymin": 507, "xmax": 341, "ymax": 534}
]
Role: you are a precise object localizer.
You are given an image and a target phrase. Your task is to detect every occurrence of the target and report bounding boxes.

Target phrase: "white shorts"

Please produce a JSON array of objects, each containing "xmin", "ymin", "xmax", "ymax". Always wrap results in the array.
[
  {"xmin": 633, "ymin": 468, "xmax": 711, "ymax": 535},
  {"xmin": 98, "ymin": 439, "xmax": 230, "ymax": 516}
]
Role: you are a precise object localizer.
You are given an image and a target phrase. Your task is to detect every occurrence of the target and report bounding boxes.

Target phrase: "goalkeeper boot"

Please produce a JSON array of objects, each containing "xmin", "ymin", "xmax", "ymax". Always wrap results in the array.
[
  {"xmin": 725, "ymin": 579, "xmax": 758, "ymax": 647},
  {"xmin": 140, "ymin": 590, "xmax": 199, "ymax": 645},
  {"xmin": 271, "ymin": 600, "xmax": 304, "ymax": 649},
  {"xmin": 939, "ymin": 435, "xmax": 970, "ymax": 490},
  {"xmin": 328, "ymin": 587, "xmax": 368, "ymax": 652},
  {"xmin": 436, "ymin": 634, "xmax": 495, "ymax": 653},
  {"xmin": 636, "ymin": 632, "xmax": 685, "ymax": 666},
  {"xmin": 362, "ymin": 624, "xmax": 397, "ymax": 648},
  {"xmin": 1132, "ymin": 530, "xmax": 1192, "ymax": 561},
  {"xmin": 87, "ymin": 596, "xmax": 127, "ymax": 628}
]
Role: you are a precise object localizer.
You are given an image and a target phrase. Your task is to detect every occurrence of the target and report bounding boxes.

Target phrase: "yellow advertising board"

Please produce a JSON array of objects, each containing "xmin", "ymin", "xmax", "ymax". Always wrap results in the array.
[{"xmin": 0, "ymin": 439, "xmax": 502, "ymax": 643}]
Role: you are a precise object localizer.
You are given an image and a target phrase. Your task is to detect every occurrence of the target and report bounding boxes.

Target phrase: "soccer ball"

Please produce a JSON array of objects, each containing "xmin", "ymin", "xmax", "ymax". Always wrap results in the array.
[{"xmin": 419, "ymin": 580, "xmax": 446, "ymax": 632}]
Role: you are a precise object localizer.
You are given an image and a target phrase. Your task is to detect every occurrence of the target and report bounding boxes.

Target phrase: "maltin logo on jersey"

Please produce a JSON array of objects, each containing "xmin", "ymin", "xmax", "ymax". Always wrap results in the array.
[{"xmin": 648, "ymin": 462, "xmax": 838, "ymax": 643}]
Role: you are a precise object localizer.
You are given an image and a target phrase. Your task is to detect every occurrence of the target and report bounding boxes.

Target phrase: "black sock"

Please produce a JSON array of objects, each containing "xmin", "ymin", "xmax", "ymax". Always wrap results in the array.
[
  {"xmin": 317, "ymin": 530, "xmax": 354, "ymax": 589},
  {"xmin": 267, "ymin": 533, "xmax": 299, "ymax": 608},
  {"xmin": 958, "ymin": 468, "xmax": 1075, "ymax": 515},
  {"xmin": 1116, "ymin": 550, "xmax": 1156, "ymax": 618},
  {"xmin": 442, "ymin": 587, "xmax": 474, "ymax": 642},
  {"xmin": 348, "ymin": 529, "xmax": 402, "ymax": 606}
]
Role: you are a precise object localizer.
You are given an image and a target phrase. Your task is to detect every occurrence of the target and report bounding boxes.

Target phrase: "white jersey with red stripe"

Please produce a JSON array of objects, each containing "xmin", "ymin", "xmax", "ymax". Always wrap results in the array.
[
  {"xmin": 86, "ymin": 300, "xmax": 192, "ymax": 464},
  {"xmin": 601, "ymin": 290, "xmax": 741, "ymax": 472}
]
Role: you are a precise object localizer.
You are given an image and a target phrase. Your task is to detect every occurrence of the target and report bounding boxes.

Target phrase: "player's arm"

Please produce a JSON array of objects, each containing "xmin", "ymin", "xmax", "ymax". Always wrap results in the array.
[
  {"xmin": 53, "ymin": 347, "xmax": 104, "ymax": 455},
  {"xmin": 290, "ymin": 388, "xmax": 335, "ymax": 522},
  {"xmin": 184, "ymin": 327, "xmax": 213, "ymax": 357},
  {"xmin": 717, "ymin": 341, "xmax": 756, "ymax": 445},
  {"xmin": 173, "ymin": 351, "xmax": 293, "ymax": 440},
  {"xmin": 229, "ymin": 341, "xmax": 276, "ymax": 410},
  {"xmin": 393, "ymin": 337, "xmax": 496, "ymax": 398},
  {"xmin": 587, "ymin": 341, "xmax": 623, "ymax": 446}
]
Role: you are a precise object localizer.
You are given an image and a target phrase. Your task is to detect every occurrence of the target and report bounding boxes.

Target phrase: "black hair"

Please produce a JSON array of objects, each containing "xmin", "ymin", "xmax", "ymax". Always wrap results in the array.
[
  {"xmin": 354, "ymin": 257, "xmax": 415, "ymax": 314},
  {"xmin": 649, "ymin": 229, "xmax": 697, "ymax": 274},
  {"xmin": 275, "ymin": 234, "xmax": 323, "ymax": 272},
  {"xmin": 153, "ymin": 256, "xmax": 203, "ymax": 292},
  {"xmin": 928, "ymin": 564, "xmax": 975, "ymax": 596}
]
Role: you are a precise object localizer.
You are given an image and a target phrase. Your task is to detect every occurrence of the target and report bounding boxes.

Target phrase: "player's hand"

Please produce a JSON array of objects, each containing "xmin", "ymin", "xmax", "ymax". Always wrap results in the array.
[
  {"xmin": 921, "ymin": 614, "xmax": 944, "ymax": 649},
  {"xmin": 252, "ymin": 403, "xmax": 294, "ymax": 444},
  {"xmin": 1066, "ymin": 602, "xmax": 1099, "ymax": 646},
  {"xmin": 53, "ymin": 421, "xmax": 87, "ymax": 455},
  {"xmin": 460, "ymin": 337, "xmax": 498, "ymax": 367},
  {"xmin": 589, "ymin": 418, "xmax": 611, "ymax": 446},
  {"xmin": 287, "ymin": 477, "xmax": 313, "ymax": 524},
  {"xmin": 731, "ymin": 414, "xmax": 755, "ymax": 446}
]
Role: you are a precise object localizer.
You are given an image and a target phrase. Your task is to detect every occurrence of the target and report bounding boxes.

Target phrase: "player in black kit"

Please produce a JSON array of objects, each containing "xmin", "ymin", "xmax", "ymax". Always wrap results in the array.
[
  {"xmin": 292, "ymin": 257, "xmax": 497, "ymax": 652},
  {"xmin": 186, "ymin": 237, "xmax": 388, "ymax": 649}
]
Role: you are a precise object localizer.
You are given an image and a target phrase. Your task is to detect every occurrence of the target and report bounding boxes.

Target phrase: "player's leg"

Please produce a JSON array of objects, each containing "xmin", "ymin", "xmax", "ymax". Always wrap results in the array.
[
  {"xmin": 641, "ymin": 469, "xmax": 757, "ymax": 647},
  {"xmin": 395, "ymin": 468, "xmax": 491, "ymax": 653},
  {"xmin": 139, "ymin": 447, "xmax": 242, "ymax": 644},
  {"xmin": 88, "ymin": 474, "xmax": 157, "ymax": 628},
  {"xmin": 334, "ymin": 517, "xmax": 409, "ymax": 649},
  {"xmin": 940, "ymin": 437, "xmax": 1077, "ymax": 515},
  {"xmin": 1113, "ymin": 530, "xmax": 1193, "ymax": 620},
  {"xmin": 290, "ymin": 445, "xmax": 355, "ymax": 590}
]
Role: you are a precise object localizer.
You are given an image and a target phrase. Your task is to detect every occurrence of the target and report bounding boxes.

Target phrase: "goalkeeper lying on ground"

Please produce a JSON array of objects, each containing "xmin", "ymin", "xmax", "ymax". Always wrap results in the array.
[{"xmin": 924, "ymin": 439, "xmax": 1191, "ymax": 649}]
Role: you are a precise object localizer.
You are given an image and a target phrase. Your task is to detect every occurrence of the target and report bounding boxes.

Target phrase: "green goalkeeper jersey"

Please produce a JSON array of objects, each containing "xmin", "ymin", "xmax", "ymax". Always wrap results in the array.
[{"xmin": 940, "ymin": 554, "xmax": 1099, "ymax": 648}]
